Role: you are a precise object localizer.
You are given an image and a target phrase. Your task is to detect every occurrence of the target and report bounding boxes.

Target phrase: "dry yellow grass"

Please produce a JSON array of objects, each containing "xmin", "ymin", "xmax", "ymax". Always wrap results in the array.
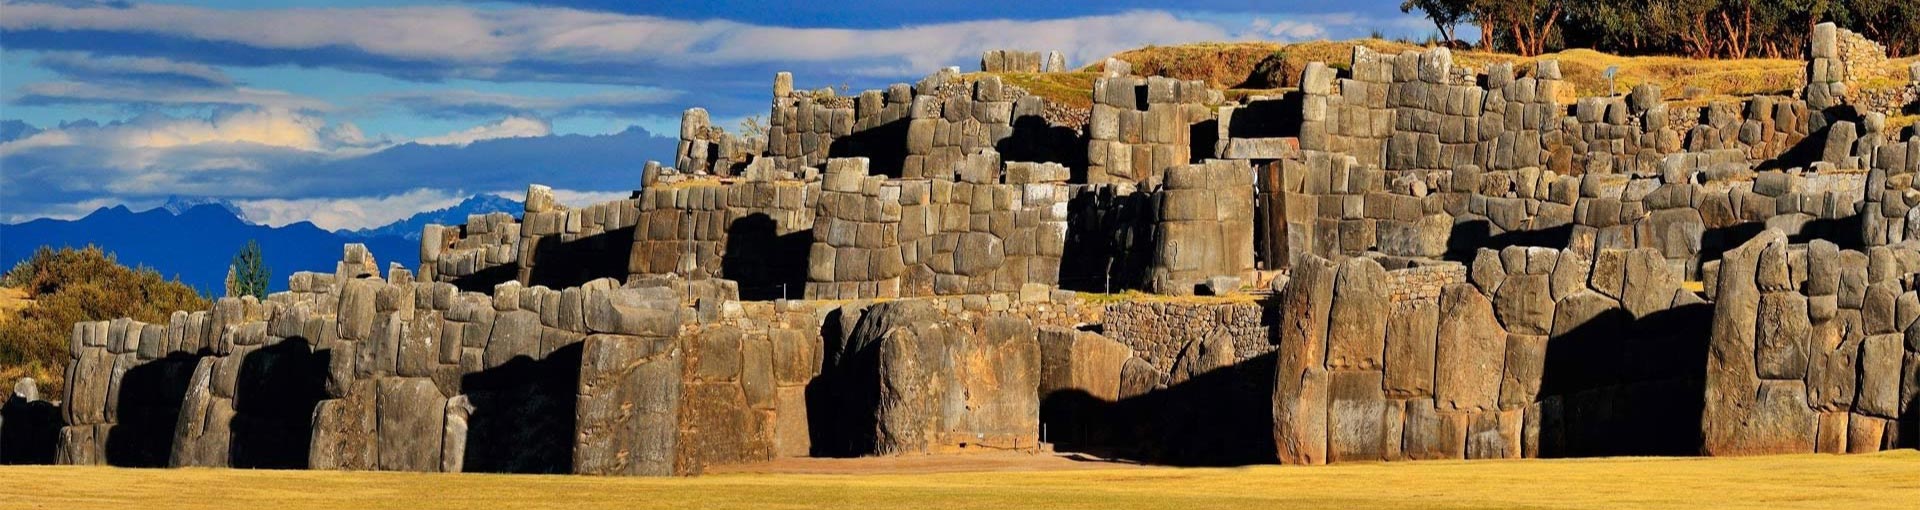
[
  {"xmin": 995, "ymin": 40, "xmax": 1917, "ymax": 111},
  {"xmin": 0, "ymin": 286, "xmax": 31, "ymax": 315},
  {"xmin": 3, "ymin": 451, "xmax": 1916, "ymax": 509}
]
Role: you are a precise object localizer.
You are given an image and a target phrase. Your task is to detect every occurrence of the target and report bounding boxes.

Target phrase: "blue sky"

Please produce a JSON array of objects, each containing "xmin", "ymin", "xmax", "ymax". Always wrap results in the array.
[{"xmin": 0, "ymin": 0, "xmax": 1439, "ymax": 229}]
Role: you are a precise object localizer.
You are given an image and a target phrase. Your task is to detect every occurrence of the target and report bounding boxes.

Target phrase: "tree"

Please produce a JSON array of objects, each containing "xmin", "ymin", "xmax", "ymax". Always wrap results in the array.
[
  {"xmin": 1848, "ymin": 0, "xmax": 1920, "ymax": 56},
  {"xmin": 227, "ymin": 240, "xmax": 270, "ymax": 300},
  {"xmin": 1483, "ymin": 0, "xmax": 1565, "ymax": 56},
  {"xmin": 1401, "ymin": 0, "xmax": 1472, "ymax": 46}
]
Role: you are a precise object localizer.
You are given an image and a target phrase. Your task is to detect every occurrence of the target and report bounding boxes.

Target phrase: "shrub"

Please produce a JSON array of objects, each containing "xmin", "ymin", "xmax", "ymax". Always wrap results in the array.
[{"xmin": 0, "ymin": 246, "xmax": 208, "ymax": 397}]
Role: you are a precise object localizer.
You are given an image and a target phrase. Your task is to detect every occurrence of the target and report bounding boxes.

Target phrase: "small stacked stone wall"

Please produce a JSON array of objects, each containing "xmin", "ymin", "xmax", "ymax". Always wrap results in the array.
[
  {"xmin": 769, "ymin": 70, "xmax": 1078, "ymax": 179},
  {"xmin": 675, "ymin": 107, "xmax": 765, "ymax": 177},
  {"xmin": 804, "ymin": 157, "xmax": 1069, "ymax": 299},
  {"xmin": 519, "ymin": 187, "xmax": 641, "ymax": 290},
  {"xmin": 1087, "ymin": 75, "xmax": 1215, "ymax": 187},
  {"xmin": 1038, "ymin": 298, "xmax": 1278, "ymax": 464},
  {"xmin": 421, "ymin": 212, "xmax": 519, "ymax": 290},
  {"xmin": 627, "ymin": 180, "xmax": 815, "ymax": 299},
  {"xmin": 979, "ymin": 50, "xmax": 1067, "ymax": 73},
  {"xmin": 1860, "ymin": 133, "xmax": 1920, "ymax": 246}
]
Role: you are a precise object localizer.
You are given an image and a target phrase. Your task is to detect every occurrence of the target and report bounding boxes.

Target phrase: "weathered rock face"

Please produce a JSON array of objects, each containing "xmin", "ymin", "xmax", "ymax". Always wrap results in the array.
[
  {"xmin": 1274, "ymin": 241, "xmax": 1725, "ymax": 464},
  {"xmin": 1149, "ymin": 160, "xmax": 1258, "ymax": 295},
  {"xmin": 1704, "ymin": 231, "xmax": 1920, "ymax": 456},
  {"xmin": 574, "ymin": 333, "xmax": 681, "ymax": 476},
  {"xmin": 52, "ymin": 314, "xmax": 219, "ymax": 467},
  {"xmin": 813, "ymin": 300, "xmax": 1041, "ymax": 456}
]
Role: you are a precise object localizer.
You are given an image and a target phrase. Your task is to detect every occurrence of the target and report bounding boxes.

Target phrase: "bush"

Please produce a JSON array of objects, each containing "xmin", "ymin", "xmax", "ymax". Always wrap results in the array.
[{"xmin": 0, "ymin": 246, "xmax": 208, "ymax": 397}]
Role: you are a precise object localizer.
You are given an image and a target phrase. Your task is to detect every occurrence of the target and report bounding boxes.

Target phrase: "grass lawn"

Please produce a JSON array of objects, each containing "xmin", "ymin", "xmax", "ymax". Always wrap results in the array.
[{"xmin": 2, "ymin": 450, "xmax": 1916, "ymax": 510}]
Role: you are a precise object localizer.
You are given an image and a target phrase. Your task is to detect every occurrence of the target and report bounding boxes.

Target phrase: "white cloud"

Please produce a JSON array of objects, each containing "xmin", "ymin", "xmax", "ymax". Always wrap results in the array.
[
  {"xmin": 16, "ymin": 81, "xmax": 331, "ymax": 111},
  {"xmin": 1, "ymin": 4, "xmax": 1231, "ymax": 79},
  {"xmin": 236, "ymin": 188, "xmax": 469, "ymax": 231},
  {"xmin": 1241, "ymin": 12, "xmax": 1439, "ymax": 42},
  {"xmin": 35, "ymin": 51, "xmax": 234, "ymax": 87},
  {"xmin": 1248, "ymin": 17, "xmax": 1330, "ymax": 41},
  {"xmin": 378, "ymin": 88, "xmax": 679, "ymax": 119},
  {"xmin": 0, "ymin": 196, "xmax": 127, "ymax": 224},
  {"xmin": 412, "ymin": 116, "xmax": 551, "ymax": 146},
  {"xmin": 0, "ymin": 108, "xmax": 337, "ymax": 179}
]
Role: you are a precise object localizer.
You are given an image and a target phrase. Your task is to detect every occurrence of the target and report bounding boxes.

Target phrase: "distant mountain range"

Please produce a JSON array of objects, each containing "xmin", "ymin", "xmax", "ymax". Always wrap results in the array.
[
  {"xmin": 158, "ymin": 195, "xmax": 244, "ymax": 218},
  {"xmin": 2, "ymin": 192, "xmax": 525, "ymax": 296},
  {"xmin": 342, "ymin": 194, "xmax": 523, "ymax": 241}
]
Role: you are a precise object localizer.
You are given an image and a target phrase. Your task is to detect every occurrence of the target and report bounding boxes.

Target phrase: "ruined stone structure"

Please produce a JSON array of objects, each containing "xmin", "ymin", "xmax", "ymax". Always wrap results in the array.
[{"xmin": 14, "ymin": 25, "xmax": 1920, "ymax": 474}]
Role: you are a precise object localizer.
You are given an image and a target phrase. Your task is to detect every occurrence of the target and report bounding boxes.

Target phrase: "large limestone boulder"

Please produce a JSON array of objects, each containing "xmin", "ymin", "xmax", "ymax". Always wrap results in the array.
[
  {"xmin": 574, "ymin": 334, "xmax": 682, "ymax": 476},
  {"xmin": 1435, "ymin": 284, "xmax": 1506, "ymax": 412},
  {"xmin": 1272, "ymin": 253, "xmax": 1336, "ymax": 465},
  {"xmin": 1704, "ymin": 229, "xmax": 1817, "ymax": 455}
]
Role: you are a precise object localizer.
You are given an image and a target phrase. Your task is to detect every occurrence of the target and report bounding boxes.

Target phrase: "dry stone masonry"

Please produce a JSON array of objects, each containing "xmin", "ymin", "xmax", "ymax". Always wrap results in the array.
[{"xmin": 17, "ymin": 22, "xmax": 1920, "ymax": 474}]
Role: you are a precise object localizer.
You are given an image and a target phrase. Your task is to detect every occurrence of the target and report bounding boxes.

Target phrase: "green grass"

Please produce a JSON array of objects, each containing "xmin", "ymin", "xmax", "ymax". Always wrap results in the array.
[{"xmin": 5, "ymin": 451, "xmax": 1917, "ymax": 509}]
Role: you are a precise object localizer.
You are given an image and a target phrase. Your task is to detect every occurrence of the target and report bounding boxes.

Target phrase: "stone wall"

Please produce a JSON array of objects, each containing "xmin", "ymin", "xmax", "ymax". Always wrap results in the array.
[
  {"xmin": 421, "ymin": 186, "xmax": 646, "ymax": 293},
  {"xmin": 519, "ymin": 187, "xmax": 643, "ymax": 290},
  {"xmin": 1702, "ymin": 231, "xmax": 1920, "ymax": 455},
  {"xmin": 979, "ymin": 50, "xmax": 1068, "ymax": 73},
  {"xmin": 1149, "ymin": 160, "xmax": 1257, "ymax": 294},
  {"xmin": 676, "ymin": 107, "xmax": 765, "ymax": 177},
  {"xmin": 422, "ymin": 212, "xmax": 520, "ymax": 291},
  {"xmin": 627, "ymin": 179, "xmax": 815, "ymax": 299},
  {"xmin": 1860, "ymin": 132, "xmax": 1920, "ymax": 246},
  {"xmin": 1037, "ymin": 297, "xmax": 1280, "ymax": 464},
  {"xmin": 1087, "ymin": 75, "xmax": 1215, "ymax": 187},
  {"xmin": 54, "ymin": 247, "xmax": 826, "ymax": 475},
  {"xmin": 55, "ymin": 315, "xmax": 199, "ymax": 467},
  {"xmin": 768, "ymin": 70, "xmax": 1079, "ymax": 179},
  {"xmin": 1272, "ymin": 244, "xmax": 1715, "ymax": 464},
  {"xmin": 804, "ymin": 157, "xmax": 1070, "ymax": 299}
]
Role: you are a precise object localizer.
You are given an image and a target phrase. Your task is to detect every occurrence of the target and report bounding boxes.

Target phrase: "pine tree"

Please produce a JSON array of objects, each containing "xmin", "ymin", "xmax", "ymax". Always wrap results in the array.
[{"xmin": 228, "ymin": 240, "xmax": 270, "ymax": 299}]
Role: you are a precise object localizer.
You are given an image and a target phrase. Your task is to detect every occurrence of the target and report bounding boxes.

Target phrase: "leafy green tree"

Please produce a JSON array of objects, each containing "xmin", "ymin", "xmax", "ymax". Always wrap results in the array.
[
  {"xmin": 227, "ymin": 240, "xmax": 270, "ymax": 300},
  {"xmin": 1848, "ymin": 0, "xmax": 1919, "ymax": 56}
]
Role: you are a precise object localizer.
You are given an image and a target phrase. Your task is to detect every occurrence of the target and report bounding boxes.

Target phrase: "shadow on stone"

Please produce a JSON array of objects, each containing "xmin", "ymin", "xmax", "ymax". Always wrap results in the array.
[
  {"xmin": 998, "ymin": 115, "xmax": 1086, "ymax": 170},
  {"xmin": 1059, "ymin": 189, "xmax": 1154, "ymax": 293},
  {"xmin": 460, "ymin": 342, "xmax": 582, "ymax": 473},
  {"xmin": 1536, "ymin": 302, "xmax": 1713, "ymax": 457},
  {"xmin": 1040, "ymin": 352, "xmax": 1280, "ymax": 467},
  {"xmin": 526, "ymin": 226, "xmax": 638, "ymax": 290},
  {"xmin": 1445, "ymin": 220, "xmax": 1573, "ymax": 263},
  {"xmin": 229, "ymin": 337, "xmax": 328, "ymax": 469},
  {"xmin": 723, "ymin": 213, "xmax": 811, "ymax": 301},
  {"xmin": 447, "ymin": 263, "xmax": 521, "ymax": 294},
  {"xmin": 829, "ymin": 118, "xmax": 910, "ymax": 178},
  {"xmin": 102, "ymin": 352, "xmax": 198, "ymax": 467},
  {"xmin": 805, "ymin": 305, "xmax": 880, "ymax": 457},
  {"xmin": 0, "ymin": 394, "xmax": 62, "ymax": 465}
]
